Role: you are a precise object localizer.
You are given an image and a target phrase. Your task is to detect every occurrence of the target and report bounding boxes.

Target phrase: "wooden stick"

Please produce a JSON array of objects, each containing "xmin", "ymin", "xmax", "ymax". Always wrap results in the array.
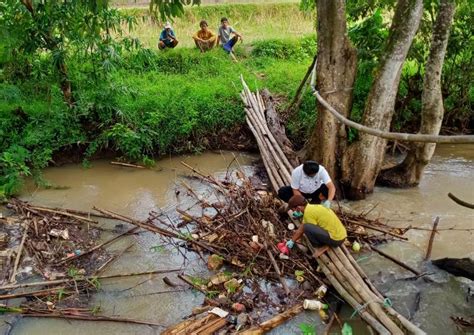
[
  {"xmin": 239, "ymin": 304, "xmax": 304, "ymax": 334},
  {"xmin": 369, "ymin": 245, "xmax": 421, "ymax": 276},
  {"xmin": 94, "ymin": 243, "xmax": 134, "ymax": 275},
  {"xmin": 110, "ymin": 161, "xmax": 146, "ymax": 169},
  {"xmin": 0, "ymin": 268, "xmax": 181, "ymax": 291},
  {"xmin": 10, "ymin": 223, "xmax": 29, "ymax": 283},
  {"xmin": 345, "ymin": 220, "xmax": 408, "ymax": 240},
  {"xmin": 264, "ymin": 241, "xmax": 290, "ymax": 295},
  {"xmin": 0, "ymin": 287, "xmax": 66, "ymax": 300},
  {"xmin": 424, "ymin": 216, "xmax": 439, "ymax": 261},
  {"xmin": 29, "ymin": 206, "xmax": 97, "ymax": 224},
  {"xmin": 28, "ymin": 205, "xmax": 112, "ymax": 219},
  {"xmin": 177, "ymin": 274, "xmax": 208, "ymax": 295},
  {"xmin": 287, "ymin": 55, "xmax": 317, "ymax": 112},
  {"xmin": 55, "ymin": 227, "xmax": 139, "ymax": 265},
  {"xmin": 22, "ymin": 313, "xmax": 163, "ymax": 327}
]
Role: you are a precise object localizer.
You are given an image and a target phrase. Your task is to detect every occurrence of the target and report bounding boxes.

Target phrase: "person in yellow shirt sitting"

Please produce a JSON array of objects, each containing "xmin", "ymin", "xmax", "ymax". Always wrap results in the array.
[
  {"xmin": 192, "ymin": 20, "xmax": 217, "ymax": 52},
  {"xmin": 286, "ymin": 194, "xmax": 347, "ymax": 257}
]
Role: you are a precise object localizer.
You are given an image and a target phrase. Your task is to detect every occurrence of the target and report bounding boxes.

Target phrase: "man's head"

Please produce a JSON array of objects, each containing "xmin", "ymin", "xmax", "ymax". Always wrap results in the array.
[
  {"xmin": 199, "ymin": 20, "xmax": 209, "ymax": 31},
  {"xmin": 288, "ymin": 194, "xmax": 307, "ymax": 212},
  {"xmin": 221, "ymin": 17, "xmax": 229, "ymax": 27},
  {"xmin": 164, "ymin": 22, "xmax": 172, "ymax": 30},
  {"xmin": 302, "ymin": 160, "xmax": 319, "ymax": 177}
]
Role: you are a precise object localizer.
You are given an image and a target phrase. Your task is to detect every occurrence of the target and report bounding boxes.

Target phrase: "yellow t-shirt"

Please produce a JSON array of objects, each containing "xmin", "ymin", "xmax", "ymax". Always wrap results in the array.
[
  {"xmin": 303, "ymin": 204, "xmax": 347, "ymax": 241},
  {"xmin": 193, "ymin": 29, "xmax": 217, "ymax": 42}
]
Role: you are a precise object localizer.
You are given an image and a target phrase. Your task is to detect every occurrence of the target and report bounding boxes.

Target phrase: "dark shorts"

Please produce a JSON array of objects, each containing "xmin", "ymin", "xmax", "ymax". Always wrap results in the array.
[
  {"xmin": 277, "ymin": 184, "xmax": 329, "ymax": 204},
  {"xmin": 303, "ymin": 224, "xmax": 344, "ymax": 248},
  {"xmin": 222, "ymin": 36, "xmax": 238, "ymax": 53}
]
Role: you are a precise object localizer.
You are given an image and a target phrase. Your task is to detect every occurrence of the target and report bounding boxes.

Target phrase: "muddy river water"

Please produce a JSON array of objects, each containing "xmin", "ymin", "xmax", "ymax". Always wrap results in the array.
[{"xmin": 2, "ymin": 145, "xmax": 473, "ymax": 334}]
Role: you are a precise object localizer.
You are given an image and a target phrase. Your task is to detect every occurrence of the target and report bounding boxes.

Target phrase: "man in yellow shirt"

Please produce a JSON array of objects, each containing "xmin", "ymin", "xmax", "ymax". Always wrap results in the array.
[
  {"xmin": 286, "ymin": 194, "xmax": 347, "ymax": 257},
  {"xmin": 192, "ymin": 20, "xmax": 217, "ymax": 52}
]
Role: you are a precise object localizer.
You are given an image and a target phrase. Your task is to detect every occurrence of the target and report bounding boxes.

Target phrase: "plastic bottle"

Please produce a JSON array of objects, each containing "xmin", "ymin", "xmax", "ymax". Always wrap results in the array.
[{"xmin": 303, "ymin": 299, "xmax": 328, "ymax": 310}]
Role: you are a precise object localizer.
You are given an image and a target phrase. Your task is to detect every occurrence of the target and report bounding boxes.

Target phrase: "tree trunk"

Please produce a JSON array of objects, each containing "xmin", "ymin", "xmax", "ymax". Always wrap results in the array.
[
  {"xmin": 377, "ymin": 0, "xmax": 456, "ymax": 187},
  {"xmin": 341, "ymin": 0, "xmax": 423, "ymax": 199},
  {"xmin": 305, "ymin": 0, "xmax": 357, "ymax": 179}
]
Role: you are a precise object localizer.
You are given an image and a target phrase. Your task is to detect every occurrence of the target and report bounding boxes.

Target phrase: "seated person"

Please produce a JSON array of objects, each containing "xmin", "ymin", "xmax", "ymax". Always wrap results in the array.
[
  {"xmin": 158, "ymin": 22, "xmax": 178, "ymax": 50},
  {"xmin": 193, "ymin": 20, "xmax": 217, "ymax": 52},
  {"xmin": 217, "ymin": 17, "xmax": 242, "ymax": 58},
  {"xmin": 278, "ymin": 160, "xmax": 336, "ymax": 207},
  {"xmin": 286, "ymin": 194, "xmax": 347, "ymax": 257}
]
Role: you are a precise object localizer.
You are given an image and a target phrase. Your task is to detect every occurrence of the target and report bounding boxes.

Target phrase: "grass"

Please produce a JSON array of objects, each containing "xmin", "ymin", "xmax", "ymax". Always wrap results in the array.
[{"xmin": 119, "ymin": 2, "xmax": 315, "ymax": 48}]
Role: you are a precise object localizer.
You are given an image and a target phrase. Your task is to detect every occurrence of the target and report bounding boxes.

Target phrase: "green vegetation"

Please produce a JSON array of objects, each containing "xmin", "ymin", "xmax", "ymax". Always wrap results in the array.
[{"xmin": 0, "ymin": 1, "xmax": 472, "ymax": 197}]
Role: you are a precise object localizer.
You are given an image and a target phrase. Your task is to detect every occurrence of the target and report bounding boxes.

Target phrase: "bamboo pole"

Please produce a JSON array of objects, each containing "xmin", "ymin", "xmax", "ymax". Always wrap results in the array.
[
  {"xmin": 10, "ymin": 223, "xmax": 29, "ymax": 283},
  {"xmin": 0, "ymin": 269, "xmax": 181, "ymax": 291},
  {"xmin": 341, "ymin": 245, "xmax": 384, "ymax": 300},
  {"xmin": 345, "ymin": 220, "xmax": 408, "ymax": 240},
  {"xmin": 22, "ymin": 313, "xmax": 164, "ymax": 327},
  {"xmin": 323, "ymin": 251, "xmax": 403, "ymax": 334},
  {"xmin": 317, "ymin": 259, "xmax": 390, "ymax": 335},
  {"xmin": 239, "ymin": 304, "xmax": 304, "ymax": 335},
  {"xmin": 29, "ymin": 206, "xmax": 98, "ymax": 224},
  {"xmin": 55, "ymin": 227, "xmax": 139, "ymax": 265}
]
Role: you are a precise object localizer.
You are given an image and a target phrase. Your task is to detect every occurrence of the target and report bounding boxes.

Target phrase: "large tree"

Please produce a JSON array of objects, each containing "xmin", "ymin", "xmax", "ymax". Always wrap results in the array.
[
  {"xmin": 305, "ymin": 0, "xmax": 357, "ymax": 179},
  {"xmin": 377, "ymin": 0, "xmax": 456, "ymax": 187},
  {"xmin": 341, "ymin": 0, "xmax": 424, "ymax": 199}
]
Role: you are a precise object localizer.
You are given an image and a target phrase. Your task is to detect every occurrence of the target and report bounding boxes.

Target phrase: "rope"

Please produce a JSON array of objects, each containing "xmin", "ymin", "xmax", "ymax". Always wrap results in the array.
[{"xmin": 350, "ymin": 298, "xmax": 393, "ymax": 318}]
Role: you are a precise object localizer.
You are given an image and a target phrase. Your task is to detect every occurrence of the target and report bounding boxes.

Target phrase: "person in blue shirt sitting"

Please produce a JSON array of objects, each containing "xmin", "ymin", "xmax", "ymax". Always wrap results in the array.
[{"xmin": 158, "ymin": 22, "xmax": 178, "ymax": 50}]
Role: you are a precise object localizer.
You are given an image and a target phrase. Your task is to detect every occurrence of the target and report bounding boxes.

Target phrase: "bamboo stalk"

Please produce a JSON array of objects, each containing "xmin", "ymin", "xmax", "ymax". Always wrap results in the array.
[
  {"xmin": 29, "ymin": 206, "xmax": 98, "ymax": 224},
  {"xmin": 317, "ymin": 259, "xmax": 390, "ymax": 335},
  {"xmin": 0, "ymin": 269, "xmax": 181, "ymax": 291},
  {"xmin": 345, "ymin": 220, "xmax": 408, "ymax": 240},
  {"xmin": 110, "ymin": 161, "xmax": 146, "ymax": 169},
  {"xmin": 239, "ymin": 304, "xmax": 304, "ymax": 334},
  {"xmin": 341, "ymin": 245, "xmax": 384, "ymax": 300},
  {"xmin": 55, "ymin": 227, "xmax": 139, "ymax": 265},
  {"xmin": 10, "ymin": 223, "xmax": 29, "ymax": 283},
  {"xmin": 22, "ymin": 313, "xmax": 164, "ymax": 327}
]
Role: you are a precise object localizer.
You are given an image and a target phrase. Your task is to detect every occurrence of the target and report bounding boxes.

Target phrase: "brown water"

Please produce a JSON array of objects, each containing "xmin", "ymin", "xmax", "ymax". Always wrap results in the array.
[{"xmin": 2, "ymin": 146, "xmax": 473, "ymax": 334}]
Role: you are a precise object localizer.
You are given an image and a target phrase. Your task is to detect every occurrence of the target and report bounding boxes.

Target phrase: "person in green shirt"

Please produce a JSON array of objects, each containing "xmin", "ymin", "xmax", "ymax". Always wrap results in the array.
[{"xmin": 285, "ymin": 194, "xmax": 347, "ymax": 257}]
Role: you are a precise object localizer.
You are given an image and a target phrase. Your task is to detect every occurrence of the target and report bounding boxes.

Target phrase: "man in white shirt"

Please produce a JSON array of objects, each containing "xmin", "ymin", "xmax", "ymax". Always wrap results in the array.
[{"xmin": 278, "ymin": 161, "xmax": 336, "ymax": 207}]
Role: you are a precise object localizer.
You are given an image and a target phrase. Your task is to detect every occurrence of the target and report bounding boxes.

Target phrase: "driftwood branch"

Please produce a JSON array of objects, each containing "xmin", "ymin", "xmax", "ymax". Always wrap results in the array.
[
  {"xmin": 448, "ymin": 193, "xmax": 474, "ymax": 209},
  {"xmin": 314, "ymin": 90, "xmax": 474, "ymax": 143}
]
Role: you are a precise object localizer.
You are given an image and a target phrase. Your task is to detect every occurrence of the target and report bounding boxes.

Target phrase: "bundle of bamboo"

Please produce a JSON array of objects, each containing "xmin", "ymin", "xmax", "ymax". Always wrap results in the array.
[{"xmin": 240, "ymin": 77, "xmax": 425, "ymax": 335}]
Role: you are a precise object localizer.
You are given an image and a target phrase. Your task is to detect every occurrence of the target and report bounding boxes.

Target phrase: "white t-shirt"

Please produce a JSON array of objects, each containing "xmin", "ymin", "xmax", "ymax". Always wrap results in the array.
[{"xmin": 290, "ymin": 164, "xmax": 331, "ymax": 194}]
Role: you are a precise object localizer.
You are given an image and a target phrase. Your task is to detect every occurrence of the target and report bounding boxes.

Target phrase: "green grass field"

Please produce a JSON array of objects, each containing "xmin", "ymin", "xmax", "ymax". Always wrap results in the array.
[{"xmin": 119, "ymin": 3, "xmax": 315, "ymax": 49}]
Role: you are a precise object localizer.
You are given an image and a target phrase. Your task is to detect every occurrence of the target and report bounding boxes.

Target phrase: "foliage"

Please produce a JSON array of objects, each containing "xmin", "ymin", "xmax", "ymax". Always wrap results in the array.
[
  {"xmin": 299, "ymin": 322, "xmax": 317, "ymax": 335},
  {"xmin": 251, "ymin": 36, "xmax": 316, "ymax": 60}
]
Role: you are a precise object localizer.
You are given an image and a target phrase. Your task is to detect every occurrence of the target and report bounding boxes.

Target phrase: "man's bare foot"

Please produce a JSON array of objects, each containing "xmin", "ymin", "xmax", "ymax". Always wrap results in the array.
[{"xmin": 313, "ymin": 246, "xmax": 329, "ymax": 258}]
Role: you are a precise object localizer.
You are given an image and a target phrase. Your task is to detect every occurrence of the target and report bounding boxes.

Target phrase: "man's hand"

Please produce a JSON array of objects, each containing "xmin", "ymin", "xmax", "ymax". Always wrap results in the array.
[{"xmin": 322, "ymin": 200, "xmax": 331, "ymax": 208}]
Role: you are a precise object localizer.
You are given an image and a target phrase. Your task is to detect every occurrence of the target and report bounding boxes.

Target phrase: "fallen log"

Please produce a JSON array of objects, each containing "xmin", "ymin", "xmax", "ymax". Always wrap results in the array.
[{"xmin": 432, "ymin": 258, "xmax": 474, "ymax": 280}]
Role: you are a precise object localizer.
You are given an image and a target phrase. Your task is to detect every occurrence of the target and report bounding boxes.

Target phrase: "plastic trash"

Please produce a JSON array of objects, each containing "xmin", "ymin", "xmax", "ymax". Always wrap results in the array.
[
  {"xmin": 277, "ymin": 241, "xmax": 290, "ymax": 255},
  {"xmin": 303, "ymin": 299, "xmax": 328, "ymax": 310},
  {"xmin": 342, "ymin": 322, "xmax": 353, "ymax": 335}
]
